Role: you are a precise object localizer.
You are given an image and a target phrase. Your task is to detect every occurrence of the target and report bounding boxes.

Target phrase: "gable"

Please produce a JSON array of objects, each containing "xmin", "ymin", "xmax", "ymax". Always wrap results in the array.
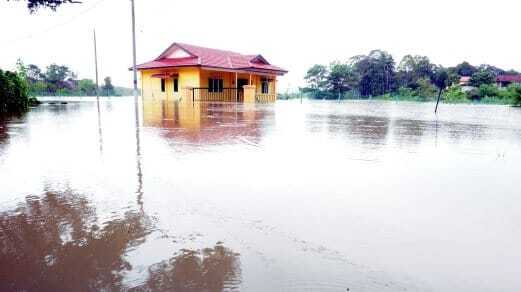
[
  {"xmin": 250, "ymin": 55, "xmax": 270, "ymax": 65},
  {"xmin": 156, "ymin": 43, "xmax": 197, "ymax": 60},
  {"xmin": 166, "ymin": 47, "xmax": 192, "ymax": 59}
]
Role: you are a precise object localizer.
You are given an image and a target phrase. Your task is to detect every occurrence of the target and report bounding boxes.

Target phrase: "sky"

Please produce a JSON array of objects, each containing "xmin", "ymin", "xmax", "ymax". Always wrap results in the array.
[{"xmin": 0, "ymin": 0, "xmax": 520, "ymax": 91}]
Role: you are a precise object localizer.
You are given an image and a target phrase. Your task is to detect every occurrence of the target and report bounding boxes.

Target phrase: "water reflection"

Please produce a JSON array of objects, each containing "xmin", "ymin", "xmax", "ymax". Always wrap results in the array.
[
  {"xmin": 131, "ymin": 244, "xmax": 241, "ymax": 292},
  {"xmin": 0, "ymin": 187, "xmax": 152, "ymax": 291},
  {"xmin": 143, "ymin": 100, "xmax": 266, "ymax": 144}
]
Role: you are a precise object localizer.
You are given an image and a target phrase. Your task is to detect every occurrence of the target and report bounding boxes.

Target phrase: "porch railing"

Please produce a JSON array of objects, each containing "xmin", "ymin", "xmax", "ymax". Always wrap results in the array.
[
  {"xmin": 255, "ymin": 93, "xmax": 277, "ymax": 102},
  {"xmin": 190, "ymin": 88, "xmax": 242, "ymax": 102}
]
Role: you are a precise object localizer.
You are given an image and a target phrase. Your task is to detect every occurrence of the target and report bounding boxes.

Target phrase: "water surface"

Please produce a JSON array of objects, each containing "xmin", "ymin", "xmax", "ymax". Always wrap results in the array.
[{"xmin": 1, "ymin": 99, "xmax": 520, "ymax": 291}]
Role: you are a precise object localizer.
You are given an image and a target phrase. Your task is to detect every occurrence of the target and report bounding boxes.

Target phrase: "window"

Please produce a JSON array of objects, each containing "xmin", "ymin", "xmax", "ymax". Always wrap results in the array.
[
  {"xmin": 160, "ymin": 78, "xmax": 166, "ymax": 92},
  {"xmin": 208, "ymin": 78, "xmax": 224, "ymax": 93},
  {"xmin": 261, "ymin": 78, "xmax": 270, "ymax": 94},
  {"xmin": 173, "ymin": 78, "xmax": 179, "ymax": 93}
]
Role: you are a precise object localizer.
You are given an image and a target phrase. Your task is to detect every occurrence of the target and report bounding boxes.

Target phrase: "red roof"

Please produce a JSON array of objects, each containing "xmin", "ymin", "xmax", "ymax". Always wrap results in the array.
[
  {"xmin": 496, "ymin": 75, "xmax": 521, "ymax": 82},
  {"xmin": 136, "ymin": 42, "xmax": 287, "ymax": 75}
]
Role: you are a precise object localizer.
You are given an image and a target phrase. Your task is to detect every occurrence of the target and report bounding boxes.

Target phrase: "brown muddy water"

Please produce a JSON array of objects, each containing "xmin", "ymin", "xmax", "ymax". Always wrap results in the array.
[{"xmin": 1, "ymin": 98, "xmax": 520, "ymax": 292}]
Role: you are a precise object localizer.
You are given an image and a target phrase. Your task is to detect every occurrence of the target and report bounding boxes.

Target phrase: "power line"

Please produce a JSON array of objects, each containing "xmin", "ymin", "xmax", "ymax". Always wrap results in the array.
[{"xmin": 1, "ymin": 0, "xmax": 109, "ymax": 46}]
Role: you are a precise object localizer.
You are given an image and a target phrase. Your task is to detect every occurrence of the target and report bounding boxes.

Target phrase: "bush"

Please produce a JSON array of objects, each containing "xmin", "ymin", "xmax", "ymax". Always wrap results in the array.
[
  {"xmin": 507, "ymin": 83, "xmax": 521, "ymax": 105},
  {"xmin": 444, "ymin": 85, "xmax": 469, "ymax": 103},
  {"xmin": 0, "ymin": 69, "xmax": 29, "ymax": 115},
  {"xmin": 478, "ymin": 84, "xmax": 500, "ymax": 99},
  {"xmin": 415, "ymin": 78, "xmax": 437, "ymax": 101}
]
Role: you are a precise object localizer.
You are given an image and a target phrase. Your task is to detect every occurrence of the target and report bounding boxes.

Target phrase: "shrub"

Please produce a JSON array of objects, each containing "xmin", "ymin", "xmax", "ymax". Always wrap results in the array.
[
  {"xmin": 397, "ymin": 86, "xmax": 415, "ymax": 97},
  {"xmin": 478, "ymin": 84, "xmax": 500, "ymax": 99},
  {"xmin": 507, "ymin": 83, "xmax": 521, "ymax": 105},
  {"xmin": 0, "ymin": 69, "xmax": 29, "ymax": 115},
  {"xmin": 415, "ymin": 78, "xmax": 437, "ymax": 101},
  {"xmin": 444, "ymin": 85, "xmax": 469, "ymax": 103}
]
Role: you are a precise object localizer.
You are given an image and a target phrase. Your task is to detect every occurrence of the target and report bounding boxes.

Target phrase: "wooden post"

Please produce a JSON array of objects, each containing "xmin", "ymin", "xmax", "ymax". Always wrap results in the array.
[{"xmin": 235, "ymin": 72, "xmax": 238, "ymax": 102}]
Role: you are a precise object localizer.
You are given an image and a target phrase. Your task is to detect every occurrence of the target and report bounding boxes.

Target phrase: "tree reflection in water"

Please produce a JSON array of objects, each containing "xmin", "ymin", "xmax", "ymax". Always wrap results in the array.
[
  {"xmin": 0, "ymin": 188, "xmax": 242, "ymax": 292},
  {"xmin": 0, "ymin": 188, "xmax": 153, "ymax": 291},
  {"xmin": 131, "ymin": 244, "xmax": 241, "ymax": 292}
]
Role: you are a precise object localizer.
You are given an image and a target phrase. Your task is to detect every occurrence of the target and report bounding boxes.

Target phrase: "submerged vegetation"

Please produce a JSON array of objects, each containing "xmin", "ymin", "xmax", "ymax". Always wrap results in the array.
[{"xmin": 303, "ymin": 51, "xmax": 521, "ymax": 105}]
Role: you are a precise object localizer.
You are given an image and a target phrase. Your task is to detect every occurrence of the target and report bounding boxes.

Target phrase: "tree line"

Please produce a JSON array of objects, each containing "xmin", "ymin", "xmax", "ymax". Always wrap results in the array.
[
  {"xmin": 303, "ymin": 50, "xmax": 521, "ymax": 105},
  {"xmin": 17, "ymin": 60, "xmax": 132, "ymax": 97}
]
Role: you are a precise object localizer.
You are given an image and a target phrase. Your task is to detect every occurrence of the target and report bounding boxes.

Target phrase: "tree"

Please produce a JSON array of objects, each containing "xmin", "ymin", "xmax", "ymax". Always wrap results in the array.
[
  {"xmin": 431, "ymin": 66, "xmax": 449, "ymax": 113},
  {"xmin": 78, "ymin": 79, "xmax": 96, "ymax": 96},
  {"xmin": 396, "ymin": 55, "xmax": 434, "ymax": 88},
  {"xmin": 101, "ymin": 76, "xmax": 115, "ymax": 96},
  {"xmin": 304, "ymin": 64, "xmax": 328, "ymax": 98},
  {"xmin": 350, "ymin": 50, "xmax": 395, "ymax": 97},
  {"xmin": 0, "ymin": 69, "xmax": 29, "ymax": 114},
  {"xmin": 453, "ymin": 61, "xmax": 477, "ymax": 77},
  {"xmin": 43, "ymin": 64, "xmax": 73, "ymax": 94},
  {"xmin": 470, "ymin": 69, "xmax": 495, "ymax": 87},
  {"xmin": 327, "ymin": 62, "xmax": 358, "ymax": 99},
  {"xmin": 26, "ymin": 64, "xmax": 44, "ymax": 83},
  {"xmin": 7, "ymin": 0, "xmax": 81, "ymax": 12}
]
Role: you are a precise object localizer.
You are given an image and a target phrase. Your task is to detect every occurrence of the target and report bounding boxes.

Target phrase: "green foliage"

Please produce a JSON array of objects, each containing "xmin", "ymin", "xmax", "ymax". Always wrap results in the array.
[
  {"xmin": 327, "ymin": 62, "xmax": 358, "ymax": 99},
  {"xmin": 350, "ymin": 50, "xmax": 395, "ymax": 97},
  {"xmin": 396, "ymin": 55, "xmax": 434, "ymax": 88},
  {"xmin": 78, "ymin": 79, "xmax": 97, "ymax": 96},
  {"xmin": 453, "ymin": 61, "xmax": 477, "ymax": 77},
  {"xmin": 505, "ymin": 84, "xmax": 521, "ymax": 105},
  {"xmin": 470, "ymin": 69, "xmax": 495, "ymax": 87},
  {"xmin": 444, "ymin": 86, "xmax": 469, "ymax": 103},
  {"xmin": 431, "ymin": 67, "xmax": 449, "ymax": 90},
  {"xmin": 303, "ymin": 52, "xmax": 520, "ymax": 105},
  {"xmin": 16, "ymin": 62, "xmax": 128, "ymax": 97},
  {"xmin": 0, "ymin": 69, "xmax": 30, "ymax": 115},
  {"xmin": 415, "ymin": 78, "xmax": 437, "ymax": 101},
  {"xmin": 101, "ymin": 77, "xmax": 115, "ymax": 96},
  {"xmin": 478, "ymin": 84, "xmax": 500, "ymax": 99}
]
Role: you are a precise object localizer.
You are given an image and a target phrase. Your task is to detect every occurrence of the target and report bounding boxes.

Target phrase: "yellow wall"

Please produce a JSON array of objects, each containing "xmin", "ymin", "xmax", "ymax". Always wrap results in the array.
[
  {"xmin": 140, "ymin": 67, "xmax": 278, "ymax": 102},
  {"xmin": 140, "ymin": 67, "xmax": 200, "ymax": 101}
]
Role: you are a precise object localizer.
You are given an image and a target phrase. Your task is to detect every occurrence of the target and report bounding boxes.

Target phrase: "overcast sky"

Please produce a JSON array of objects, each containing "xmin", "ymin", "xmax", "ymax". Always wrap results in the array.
[{"xmin": 1, "ymin": 0, "xmax": 519, "ymax": 91}]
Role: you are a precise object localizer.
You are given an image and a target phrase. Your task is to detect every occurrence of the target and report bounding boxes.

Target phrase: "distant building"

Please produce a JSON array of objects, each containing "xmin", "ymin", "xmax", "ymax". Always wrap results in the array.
[
  {"xmin": 459, "ymin": 76, "xmax": 471, "ymax": 86},
  {"xmin": 496, "ymin": 75, "xmax": 521, "ymax": 87}
]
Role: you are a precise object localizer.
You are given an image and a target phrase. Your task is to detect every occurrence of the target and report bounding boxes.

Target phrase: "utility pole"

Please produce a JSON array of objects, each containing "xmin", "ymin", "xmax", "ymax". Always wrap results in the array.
[
  {"xmin": 93, "ymin": 29, "xmax": 99, "ymax": 100},
  {"xmin": 131, "ymin": 0, "xmax": 138, "ymax": 104}
]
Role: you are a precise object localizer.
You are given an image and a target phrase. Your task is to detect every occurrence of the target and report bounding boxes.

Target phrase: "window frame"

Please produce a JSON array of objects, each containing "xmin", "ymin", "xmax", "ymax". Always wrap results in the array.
[
  {"xmin": 160, "ymin": 78, "xmax": 166, "ymax": 92},
  {"xmin": 208, "ymin": 78, "xmax": 224, "ymax": 93},
  {"xmin": 173, "ymin": 78, "xmax": 179, "ymax": 93}
]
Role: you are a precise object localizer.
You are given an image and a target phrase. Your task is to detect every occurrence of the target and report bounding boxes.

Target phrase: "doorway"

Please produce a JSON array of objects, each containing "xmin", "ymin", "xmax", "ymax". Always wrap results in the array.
[{"xmin": 237, "ymin": 79, "xmax": 249, "ymax": 102}]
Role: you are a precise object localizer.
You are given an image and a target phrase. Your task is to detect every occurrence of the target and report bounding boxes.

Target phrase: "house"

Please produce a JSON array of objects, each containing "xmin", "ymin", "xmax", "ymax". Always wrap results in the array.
[
  {"xmin": 136, "ymin": 42, "xmax": 288, "ymax": 103},
  {"xmin": 496, "ymin": 75, "xmax": 521, "ymax": 87}
]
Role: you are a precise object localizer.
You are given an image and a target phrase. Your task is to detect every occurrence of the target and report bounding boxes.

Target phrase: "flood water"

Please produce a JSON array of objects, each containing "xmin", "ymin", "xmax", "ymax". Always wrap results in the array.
[{"xmin": 1, "ymin": 98, "xmax": 520, "ymax": 292}]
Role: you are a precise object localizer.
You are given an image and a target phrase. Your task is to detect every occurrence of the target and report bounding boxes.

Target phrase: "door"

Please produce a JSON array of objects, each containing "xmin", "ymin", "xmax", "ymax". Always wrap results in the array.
[
  {"xmin": 172, "ymin": 77, "xmax": 180, "ymax": 100},
  {"xmin": 237, "ymin": 79, "xmax": 249, "ymax": 102}
]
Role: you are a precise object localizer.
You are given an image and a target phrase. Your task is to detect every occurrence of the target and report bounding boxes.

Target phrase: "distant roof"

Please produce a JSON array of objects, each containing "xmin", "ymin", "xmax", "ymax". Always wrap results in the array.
[
  {"xmin": 136, "ymin": 42, "xmax": 287, "ymax": 75},
  {"xmin": 496, "ymin": 75, "xmax": 521, "ymax": 82},
  {"xmin": 459, "ymin": 76, "xmax": 471, "ymax": 82}
]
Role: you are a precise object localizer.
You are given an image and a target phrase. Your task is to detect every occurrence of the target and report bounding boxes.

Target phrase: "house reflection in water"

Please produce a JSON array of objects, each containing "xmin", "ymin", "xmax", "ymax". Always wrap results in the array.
[
  {"xmin": 142, "ymin": 100, "xmax": 268, "ymax": 145},
  {"xmin": 0, "ymin": 187, "xmax": 241, "ymax": 291}
]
